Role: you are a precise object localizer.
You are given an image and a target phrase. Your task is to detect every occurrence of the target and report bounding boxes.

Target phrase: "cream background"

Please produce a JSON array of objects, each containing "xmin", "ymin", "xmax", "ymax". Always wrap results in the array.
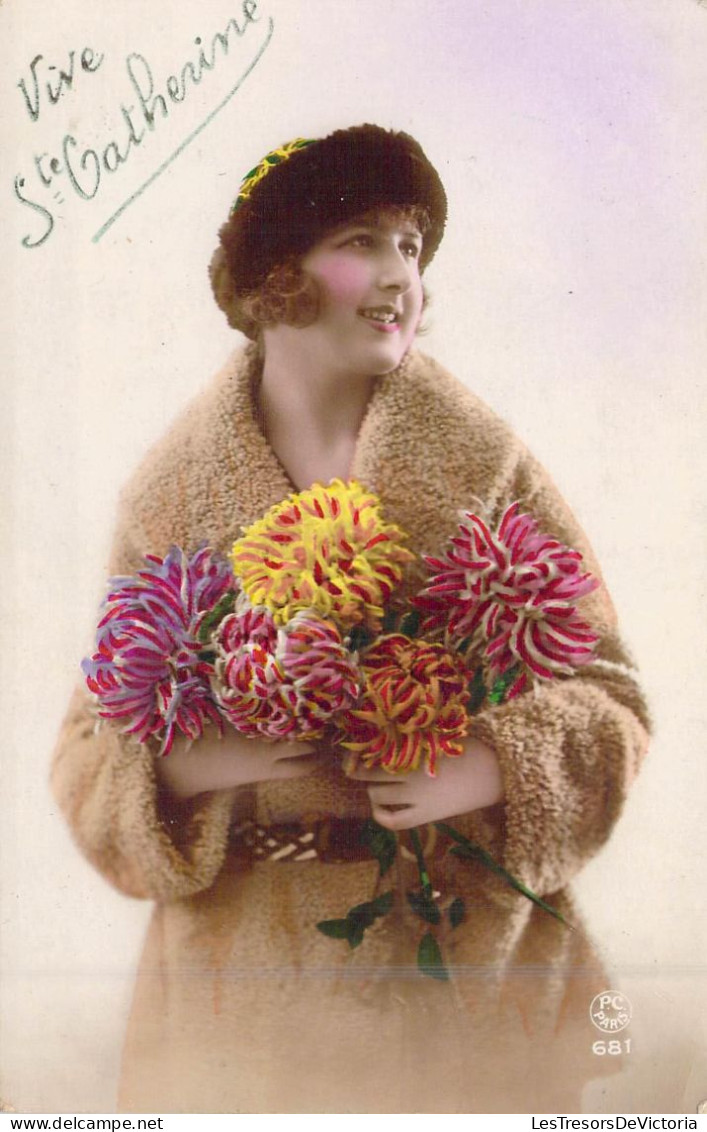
[{"xmin": 1, "ymin": 0, "xmax": 706, "ymax": 1114}]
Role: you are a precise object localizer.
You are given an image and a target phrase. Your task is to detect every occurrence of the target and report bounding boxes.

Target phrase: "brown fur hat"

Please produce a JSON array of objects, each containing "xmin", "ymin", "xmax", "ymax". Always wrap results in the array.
[{"xmin": 209, "ymin": 124, "xmax": 447, "ymax": 328}]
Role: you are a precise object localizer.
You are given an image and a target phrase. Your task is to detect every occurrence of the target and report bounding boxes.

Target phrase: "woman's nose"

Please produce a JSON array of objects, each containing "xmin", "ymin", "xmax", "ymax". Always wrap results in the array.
[{"xmin": 376, "ymin": 245, "xmax": 413, "ymax": 292}]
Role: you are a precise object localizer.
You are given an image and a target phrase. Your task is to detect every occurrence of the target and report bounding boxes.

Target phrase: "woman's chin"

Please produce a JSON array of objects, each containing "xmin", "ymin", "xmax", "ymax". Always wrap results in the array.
[{"xmin": 357, "ymin": 338, "xmax": 413, "ymax": 376}]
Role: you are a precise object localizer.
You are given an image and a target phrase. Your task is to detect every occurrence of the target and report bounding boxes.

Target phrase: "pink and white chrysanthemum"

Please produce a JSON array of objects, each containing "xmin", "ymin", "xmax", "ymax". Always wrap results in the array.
[
  {"xmin": 82, "ymin": 546, "xmax": 233, "ymax": 754},
  {"xmin": 211, "ymin": 598, "xmax": 361, "ymax": 740},
  {"xmin": 415, "ymin": 502, "xmax": 600, "ymax": 696}
]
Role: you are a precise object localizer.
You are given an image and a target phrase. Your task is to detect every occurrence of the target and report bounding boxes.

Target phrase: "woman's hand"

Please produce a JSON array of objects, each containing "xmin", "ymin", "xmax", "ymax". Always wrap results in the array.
[
  {"xmin": 155, "ymin": 728, "xmax": 329, "ymax": 800},
  {"xmin": 344, "ymin": 738, "xmax": 504, "ymax": 830}
]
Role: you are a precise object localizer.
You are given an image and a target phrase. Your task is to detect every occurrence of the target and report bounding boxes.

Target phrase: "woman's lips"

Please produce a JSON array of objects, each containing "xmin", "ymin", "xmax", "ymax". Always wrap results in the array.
[{"xmin": 358, "ymin": 308, "xmax": 401, "ymax": 333}]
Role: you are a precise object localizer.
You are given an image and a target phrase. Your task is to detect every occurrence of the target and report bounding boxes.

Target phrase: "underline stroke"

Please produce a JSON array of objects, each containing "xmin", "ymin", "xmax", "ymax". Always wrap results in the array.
[{"xmin": 92, "ymin": 16, "xmax": 274, "ymax": 243}]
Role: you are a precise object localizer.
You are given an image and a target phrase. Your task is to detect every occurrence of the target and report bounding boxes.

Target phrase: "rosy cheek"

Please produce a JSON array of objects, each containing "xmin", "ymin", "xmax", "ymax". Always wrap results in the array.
[{"xmin": 314, "ymin": 259, "xmax": 370, "ymax": 302}]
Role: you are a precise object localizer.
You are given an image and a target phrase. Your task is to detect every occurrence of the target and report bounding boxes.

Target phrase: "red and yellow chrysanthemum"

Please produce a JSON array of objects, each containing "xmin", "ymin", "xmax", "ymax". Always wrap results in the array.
[
  {"xmin": 339, "ymin": 633, "xmax": 471, "ymax": 776},
  {"xmin": 231, "ymin": 480, "xmax": 413, "ymax": 630},
  {"xmin": 211, "ymin": 599, "xmax": 361, "ymax": 740}
]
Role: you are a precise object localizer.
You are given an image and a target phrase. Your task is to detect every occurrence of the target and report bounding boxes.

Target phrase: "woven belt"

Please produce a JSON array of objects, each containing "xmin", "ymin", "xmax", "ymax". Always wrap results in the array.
[
  {"xmin": 229, "ymin": 817, "xmax": 372, "ymax": 865},
  {"xmin": 229, "ymin": 818, "xmax": 442, "ymax": 866}
]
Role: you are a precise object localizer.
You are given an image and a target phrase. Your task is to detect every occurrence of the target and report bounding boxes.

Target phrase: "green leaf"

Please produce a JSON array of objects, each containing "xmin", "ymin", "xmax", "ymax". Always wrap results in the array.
[
  {"xmin": 317, "ymin": 892, "xmax": 394, "ymax": 952},
  {"xmin": 406, "ymin": 889, "xmax": 441, "ymax": 925},
  {"xmin": 347, "ymin": 905, "xmax": 376, "ymax": 931},
  {"xmin": 347, "ymin": 923, "xmax": 366, "ymax": 949},
  {"xmin": 399, "ymin": 609, "xmax": 421, "ymax": 638},
  {"xmin": 349, "ymin": 891, "xmax": 394, "ymax": 929},
  {"xmin": 360, "ymin": 819, "xmax": 398, "ymax": 877},
  {"xmin": 449, "ymin": 897, "xmax": 466, "ymax": 929},
  {"xmin": 487, "ymin": 666, "xmax": 521, "ymax": 705},
  {"xmin": 316, "ymin": 918, "xmax": 354, "ymax": 940},
  {"xmin": 417, "ymin": 931, "xmax": 449, "ymax": 981},
  {"xmin": 197, "ymin": 590, "xmax": 236, "ymax": 643},
  {"xmin": 347, "ymin": 624, "xmax": 374, "ymax": 654},
  {"xmin": 466, "ymin": 667, "xmax": 488, "ymax": 714},
  {"xmin": 381, "ymin": 607, "xmax": 399, "ymax": 633},
  {"xmin": 316, "ymin": 917, "xmax": 367, "ymax": 950},
  {"xmin": 367, "ymin": 890, "xmax": 394, "ymax": 917}
]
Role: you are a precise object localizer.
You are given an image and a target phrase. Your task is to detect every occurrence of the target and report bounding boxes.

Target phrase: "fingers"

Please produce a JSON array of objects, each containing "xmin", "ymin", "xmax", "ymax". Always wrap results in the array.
[
  {"xmin": 272, "ymin": 740, "xmax": 317, "ymax": 763},
  {"xmin": 344, "ymin": 759, "xmax": 416, "ymax": 823},
  {"xmin": 364, "ymin": 769, "xmax": 417, "ymax": 828},
  {"xmin": 270, "ymin": 748, "xmax": 331, "ymax": 779},
  {"xmin": 365, "ymin": 781, "xmax": 409, "ymax": 806},
  {"xmin": 370, "ymin": 802, "xmax": 416, "ymax": 831},
  {"xmin": 344, "ymin": 761, "xmax": 403, "ymax": 783}
]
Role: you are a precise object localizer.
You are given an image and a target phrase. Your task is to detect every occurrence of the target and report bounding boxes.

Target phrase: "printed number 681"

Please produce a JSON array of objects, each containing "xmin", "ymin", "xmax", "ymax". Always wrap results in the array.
[{"xmin": 592, "ymin": 1039, "xmax": 632, "ymax": 1056}]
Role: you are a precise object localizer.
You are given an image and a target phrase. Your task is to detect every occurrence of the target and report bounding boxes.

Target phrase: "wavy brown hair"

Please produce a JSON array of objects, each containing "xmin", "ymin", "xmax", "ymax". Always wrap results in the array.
[{"xmin": 209, "ymin": 205, "xmax": 431, "ymax": 341}]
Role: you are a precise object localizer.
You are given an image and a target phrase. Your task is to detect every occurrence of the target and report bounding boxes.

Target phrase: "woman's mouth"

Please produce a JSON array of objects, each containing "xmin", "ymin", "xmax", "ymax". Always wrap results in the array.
[{"xmin": 358, "ymin": 307, "xmax": 400, "ymax": 332}]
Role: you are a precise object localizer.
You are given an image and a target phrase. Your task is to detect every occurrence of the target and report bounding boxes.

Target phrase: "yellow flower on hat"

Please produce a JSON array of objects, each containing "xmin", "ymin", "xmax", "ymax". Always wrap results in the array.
[{"xmin": 231, "ymin": 137, "xmax": 314, "ymax": 213}]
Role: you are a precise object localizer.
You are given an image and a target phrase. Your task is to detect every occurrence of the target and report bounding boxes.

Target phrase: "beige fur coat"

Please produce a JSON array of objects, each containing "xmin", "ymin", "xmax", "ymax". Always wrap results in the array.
[{"xmin": 52, "ymin": 347, "xmax": 650, "ymax": 1113}]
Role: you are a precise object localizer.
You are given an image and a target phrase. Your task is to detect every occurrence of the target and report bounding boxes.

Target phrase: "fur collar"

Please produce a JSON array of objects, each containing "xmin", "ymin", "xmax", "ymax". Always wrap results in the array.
[{"xmin": 121, "ymin": 344, "xmax": 522, "ymax": 579}]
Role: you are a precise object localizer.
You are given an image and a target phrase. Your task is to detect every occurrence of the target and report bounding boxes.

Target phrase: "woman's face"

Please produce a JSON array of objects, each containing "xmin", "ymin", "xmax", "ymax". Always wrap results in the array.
[{"xmin": 293, "ymin": 212, "xmax": 425, "ymax": 377}]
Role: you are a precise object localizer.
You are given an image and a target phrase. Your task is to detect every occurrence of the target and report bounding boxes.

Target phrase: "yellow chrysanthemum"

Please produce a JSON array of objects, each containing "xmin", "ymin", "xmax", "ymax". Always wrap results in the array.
[{"xmin": 231, "ymin": 480, "xmax": 414, "ymax": 629}]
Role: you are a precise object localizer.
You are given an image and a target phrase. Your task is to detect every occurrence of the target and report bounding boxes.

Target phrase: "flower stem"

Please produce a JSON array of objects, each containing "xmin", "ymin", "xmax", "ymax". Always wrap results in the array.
[
  {"xmin": 434, "ymin": 821, "xmax": 574, "ymax": 929},
  {"xmin": 409, "ymin": 827, "xmax": 433, "ymax": 897}
]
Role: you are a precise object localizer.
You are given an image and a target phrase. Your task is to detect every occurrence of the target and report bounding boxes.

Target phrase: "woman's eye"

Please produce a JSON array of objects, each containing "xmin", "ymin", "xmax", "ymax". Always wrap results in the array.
[
  {"xmin": 346, "ymin": 234, "xmax": 374, "ymax": 248},
  {"xmin": 401, "ymin": 240, "xmax": 422, "ymax": 259}
]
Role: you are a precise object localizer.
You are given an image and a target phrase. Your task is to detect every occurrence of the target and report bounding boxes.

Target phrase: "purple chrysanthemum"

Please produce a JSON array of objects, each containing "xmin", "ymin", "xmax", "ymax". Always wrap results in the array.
[{"xmin": 82, "ymin": 546, "xmax": 234, "ymax": 754}]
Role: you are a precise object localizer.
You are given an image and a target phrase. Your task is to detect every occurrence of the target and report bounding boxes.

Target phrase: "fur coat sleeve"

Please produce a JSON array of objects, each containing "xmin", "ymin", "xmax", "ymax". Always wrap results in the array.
[
  {"xmin": 51, "ymin": 346, "xmax": 650, "ymax": 903},
  {"xmin": 50, "ymin": 524, "xmax": 238, "ymax": 902},
  {"xmin": 458, "ymin": 445, "xmax": 650, "ymax": 897}
]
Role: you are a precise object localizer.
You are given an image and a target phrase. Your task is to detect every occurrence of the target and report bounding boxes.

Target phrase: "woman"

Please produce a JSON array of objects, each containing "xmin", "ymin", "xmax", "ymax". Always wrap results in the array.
[{"xmin": 52, "ymin": 125, "xmax": 650, "ymax": 1113}]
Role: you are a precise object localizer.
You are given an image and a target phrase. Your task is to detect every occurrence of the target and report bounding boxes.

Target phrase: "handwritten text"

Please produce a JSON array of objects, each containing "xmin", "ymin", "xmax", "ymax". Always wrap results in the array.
[
  {"xmin": 14, "ymin": 1, "xmax": 273, "ymax": 249},
  {"xmin": 17, "ymin": 47, "xmax": 105, "ymax": 122}
]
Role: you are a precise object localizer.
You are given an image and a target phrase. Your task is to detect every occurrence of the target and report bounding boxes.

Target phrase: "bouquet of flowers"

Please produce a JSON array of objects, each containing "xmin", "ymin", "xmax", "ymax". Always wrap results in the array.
[
  {"xmin": 83, "ymin": 479, "xmax": 600, "ymax": 977},
  {"xmin": 82, "ymin": 481, "xmax": 410, "ymax": 754}
]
